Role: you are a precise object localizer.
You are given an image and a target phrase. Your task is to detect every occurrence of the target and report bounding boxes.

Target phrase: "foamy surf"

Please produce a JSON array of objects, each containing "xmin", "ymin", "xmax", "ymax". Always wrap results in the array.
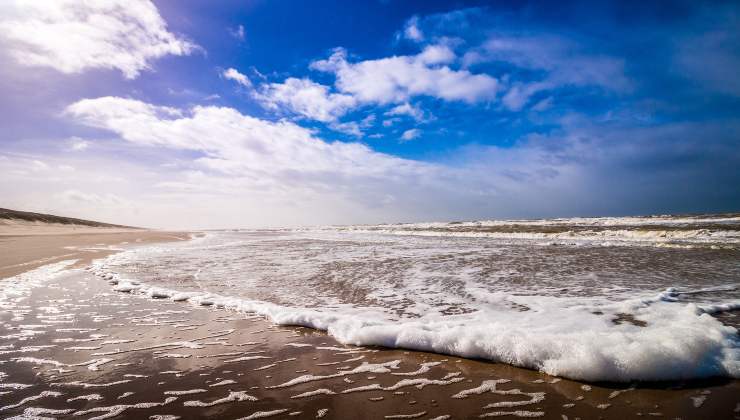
[
  {"xmin": 86, "ymin": 214, "xmax": 740, "ymax": 383},
  {"xmin": 95, "ymin": 280, "xmax": 740, "ymax": 381}
]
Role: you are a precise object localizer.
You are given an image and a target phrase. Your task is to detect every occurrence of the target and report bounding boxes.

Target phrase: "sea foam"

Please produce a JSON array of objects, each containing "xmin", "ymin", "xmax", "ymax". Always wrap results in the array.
[{"xmin": 90, "ymin": 217, "xmax": 740, "ymax": 383}]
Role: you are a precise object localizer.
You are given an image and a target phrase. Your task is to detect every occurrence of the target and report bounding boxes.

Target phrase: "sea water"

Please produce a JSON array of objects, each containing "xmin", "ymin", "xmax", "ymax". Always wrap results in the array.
[{"xmin": 92, "ymin": 214, "xmax": 740, "ymax": 382}]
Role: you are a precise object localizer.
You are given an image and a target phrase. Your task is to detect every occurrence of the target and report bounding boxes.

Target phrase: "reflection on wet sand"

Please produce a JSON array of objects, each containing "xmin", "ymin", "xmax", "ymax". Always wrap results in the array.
[{"xmin": 1, "ymin": 263, "xmax": 738, "ymax": 419}]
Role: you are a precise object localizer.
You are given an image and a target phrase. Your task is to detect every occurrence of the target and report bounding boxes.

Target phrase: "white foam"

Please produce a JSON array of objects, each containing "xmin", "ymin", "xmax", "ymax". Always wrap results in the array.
[
  {"xmin": 12, "ymin": 357, "xmax": 65, "ymax": 367},
  {"xmin": 73, "ymin": 396, "xmax": 177, "ymax": 420},
  {"xmin": 384, "ymin": 412, "xmax": 427, "ymax": 419},
  {"xmin": 691, "ymin": 395, "xmax": 707, "ymax": 408},
  {"xmin": 225, "ymin": 355, "xmax": 271, "ymax": 363},
  {"xmin": 183, "ymin": 391, "xmax": 257, "ymax": 407},
  {"xmin": 452, "ymin": 380, "xmax": 511, "ymax": 399},
  {"xmin": 51, "ymin": 379, "xmax": 132, "ymax": 388},
  {"xmin": 268, "ymin": 361, "xmax": 401, "ymax": 388},
  {"xmin": 237, "ymin": 409, "xmax": 289, "ymax": 419},
  {"xmin": 291, "ymin": 388, "xmax": 336, "ymax": 398},
  {"xmin": 307, "ymin": 214, "xmax": 740, "ymax": 249},
  {"xmin": 479, "ymin": 411, "xmax": 545, "ymax": 418},
  {"xmin": 209, "ymin": 379, "xmax": 236, "ymax": 387},
  {"xmin": 99, "ymin": 271, "xmax": 740, "ymax": 382},
  {"xmin": 6, "ymin": 407, "xmax": 75, "ymax": 419},
  {"xmin": 0, "ymin": 383, "xmax": 34, "ymax": 390},
  {"xmin": 92, "ymin": 225, "xmax": 740, "ymax": 383},
  {"xmin": 392, "ymin": 362, "xmax": 441, "ymax": 376},
  {"xmin": 0, "ymin": 391, "xmax": 62, "ymax": 411},
  {"xmin": 163, "ymin": 389, "xmax": 206, "ymax": 396},
  {"xmin": 67, "ymin": 394, "xmax": 103, "ymax": 402},
  {"xmin": 342, "ymin": 376, "xmax": 464, "ymax": 394}
]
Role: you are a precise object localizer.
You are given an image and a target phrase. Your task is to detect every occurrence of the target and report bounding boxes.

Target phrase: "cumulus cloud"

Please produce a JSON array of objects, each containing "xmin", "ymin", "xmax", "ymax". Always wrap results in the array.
[
  {"xmin": 311, "ymin": 47, "xmax": 498, "ymax": 104},
  {"xmin": 329, "ymin": 114, "xmax": 375, "ymax": 137},
  {"xmin": 400, "ymin": 128, "xmax": 421, "ymax": 142},
  {"xmin": 416, "ymin": 44, "xmax": 456, "ymax": 65},
  {"xmin": 254, "ymin": 77, "xmax": 357, "ymax": 122},
  {"xmin": 403, "ymin": 16, "xmax": 424, "ymax": 42},
  {"xmin": 65, "ymin": 97, "xmax": 432, "ymax": 182},
  {"xmin": 255, "ymin": 44, "xmax": 487, "ymax": 126},
  {"xmin": 5, "ymin": 97, "xmax": 735, "ymax": 227},
  {"xmin": 0, "ymin": 0, "xmax": 196, "ymax": 79},
  {"xmin": 385, "ymin": 103, "xmax": 428, "ymax": 122},
  {"xmin": 222, "ymin": 67, "xmax": 252, "ymax": 88}
]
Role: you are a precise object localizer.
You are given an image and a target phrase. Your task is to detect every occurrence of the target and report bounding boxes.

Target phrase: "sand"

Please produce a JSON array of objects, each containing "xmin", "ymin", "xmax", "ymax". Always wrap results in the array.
[
  {"xmin": 0, "ymin": 230, "xmax": 738, "ymax": 419},
  {"xmin": 0, "ymin": 227, "xmax": 190, "ymax": 279}
]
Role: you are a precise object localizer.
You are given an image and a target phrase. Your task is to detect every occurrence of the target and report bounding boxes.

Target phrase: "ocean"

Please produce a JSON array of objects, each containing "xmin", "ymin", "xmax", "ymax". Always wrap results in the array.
[{"xmin": 92, "ymin": 214, "xmax": 740, "ymax": 382}]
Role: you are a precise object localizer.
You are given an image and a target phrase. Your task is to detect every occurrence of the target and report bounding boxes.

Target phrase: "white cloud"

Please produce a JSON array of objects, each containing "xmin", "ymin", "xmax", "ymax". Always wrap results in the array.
[
  {"xmin": 65, "ymin": 97, "xmax": 431, "ymax": 181},
  {"xmin": 255, "ymin": 77, "xmax": 357, "ymax": 122},
  {"xmin": 60, "ymin": 96, "xmax": 502, "ymax": 227},
  {"xmin": 68, "ymin": 137, "xmax": 91, "ymax": 151},
  {"xmin": 501, "ymin": 82, "xmax": 549, "ymax": 111},
  {"xmin": 222, "ymin": 67, "xmax": 252, "ymax": 88},
  {"xmin": 531, "ymin": 97, "xmax": 553, "ymax": 112},
  {"xmin": 252, "ymin": 44, "xmax": 484, "ymax": 126},
  {"xmin": 416, "ymin": 44, "xmax": 456, "ymax": 65},
  {"xmin": 0, "ymin": 0, "xmax": 196, "ymax": 79},
  {"xmin": 385, "ymin": 103, "xmax": 427, "ymax": 122},
  {"xmin": 311, "ymin": 47, "xmax": 498, "ymax": 105},
  {"xmin": 229, "ymin": 24, "xmax": 245, "ymax": 41},
  {"xmin": 403, "ymin": 16, "xmax": 424, "ymax": 42},
  {"xmin": 401, "ymin": 128, "xmax": 421, "ymax": 142},
  {"xmin": 328, "ymin": 114, "xmax": 375, "ymax": 137},
  {"xmin": 8, "ymin": 100, "xmax": 728, "ymax": 228}
]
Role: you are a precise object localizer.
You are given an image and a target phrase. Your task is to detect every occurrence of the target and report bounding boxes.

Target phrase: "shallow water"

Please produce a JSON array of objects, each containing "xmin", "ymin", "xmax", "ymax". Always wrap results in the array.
[{"xmin": 96, "ymin": 214, "xmax": 740, "ymax": 382}]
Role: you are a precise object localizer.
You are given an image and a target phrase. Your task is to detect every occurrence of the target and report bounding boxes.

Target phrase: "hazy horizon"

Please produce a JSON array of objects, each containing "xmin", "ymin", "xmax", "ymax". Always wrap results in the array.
[{"xmin": 1, "ymin": 1, "xmax": 739, "ymax": 229}]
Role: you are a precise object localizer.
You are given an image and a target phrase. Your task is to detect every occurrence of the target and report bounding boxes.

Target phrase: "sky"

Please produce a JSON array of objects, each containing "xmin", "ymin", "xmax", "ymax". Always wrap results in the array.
[{"xmin": 0, "ymin": 0, "xmax": 738, "ymax": 229}]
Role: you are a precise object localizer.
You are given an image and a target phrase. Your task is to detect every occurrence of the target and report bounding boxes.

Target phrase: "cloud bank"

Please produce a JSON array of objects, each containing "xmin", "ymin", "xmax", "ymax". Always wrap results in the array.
[{"xmin": 0, "ymin": 0, "xmax": 195, "ymax": 79}]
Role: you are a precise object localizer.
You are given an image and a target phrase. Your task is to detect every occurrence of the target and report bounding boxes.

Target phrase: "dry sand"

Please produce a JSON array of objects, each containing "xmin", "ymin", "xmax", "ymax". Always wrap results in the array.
[{"xmin": 0, "ymin": 229, "xmax": 738, "ymax": 419}]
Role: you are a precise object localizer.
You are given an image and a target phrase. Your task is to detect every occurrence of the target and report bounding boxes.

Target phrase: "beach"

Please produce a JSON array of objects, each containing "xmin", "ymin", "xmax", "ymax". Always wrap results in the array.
[{"xmin": 1, "ymin": 226, "xmax": 739, "ymax": 419}]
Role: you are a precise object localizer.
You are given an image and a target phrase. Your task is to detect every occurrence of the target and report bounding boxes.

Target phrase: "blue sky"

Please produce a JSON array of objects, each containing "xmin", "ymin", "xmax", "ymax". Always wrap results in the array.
[{"xmin": 0, "ymin": 0, "xmax": 738, "ymax": 228}]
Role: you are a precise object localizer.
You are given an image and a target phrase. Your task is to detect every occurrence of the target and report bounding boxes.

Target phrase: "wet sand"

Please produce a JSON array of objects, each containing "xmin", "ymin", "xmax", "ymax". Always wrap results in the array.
[
  {"xmin": 1, "ymin": 233, "xmax": 739, "ymax": 419},
  {"xmin": 0, "ymin": 230, "xmax": 190, "ymax": 279}
]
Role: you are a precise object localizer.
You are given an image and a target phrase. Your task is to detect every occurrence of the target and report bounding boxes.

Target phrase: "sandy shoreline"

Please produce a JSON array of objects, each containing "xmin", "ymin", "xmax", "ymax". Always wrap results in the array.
[
  {"xmin": 0, "ymin": 231, "xmax": 738, "ymax": 419},
  {"xmin": 0, "ymin": 229, "xmax": 191, "ymax": 279}
]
